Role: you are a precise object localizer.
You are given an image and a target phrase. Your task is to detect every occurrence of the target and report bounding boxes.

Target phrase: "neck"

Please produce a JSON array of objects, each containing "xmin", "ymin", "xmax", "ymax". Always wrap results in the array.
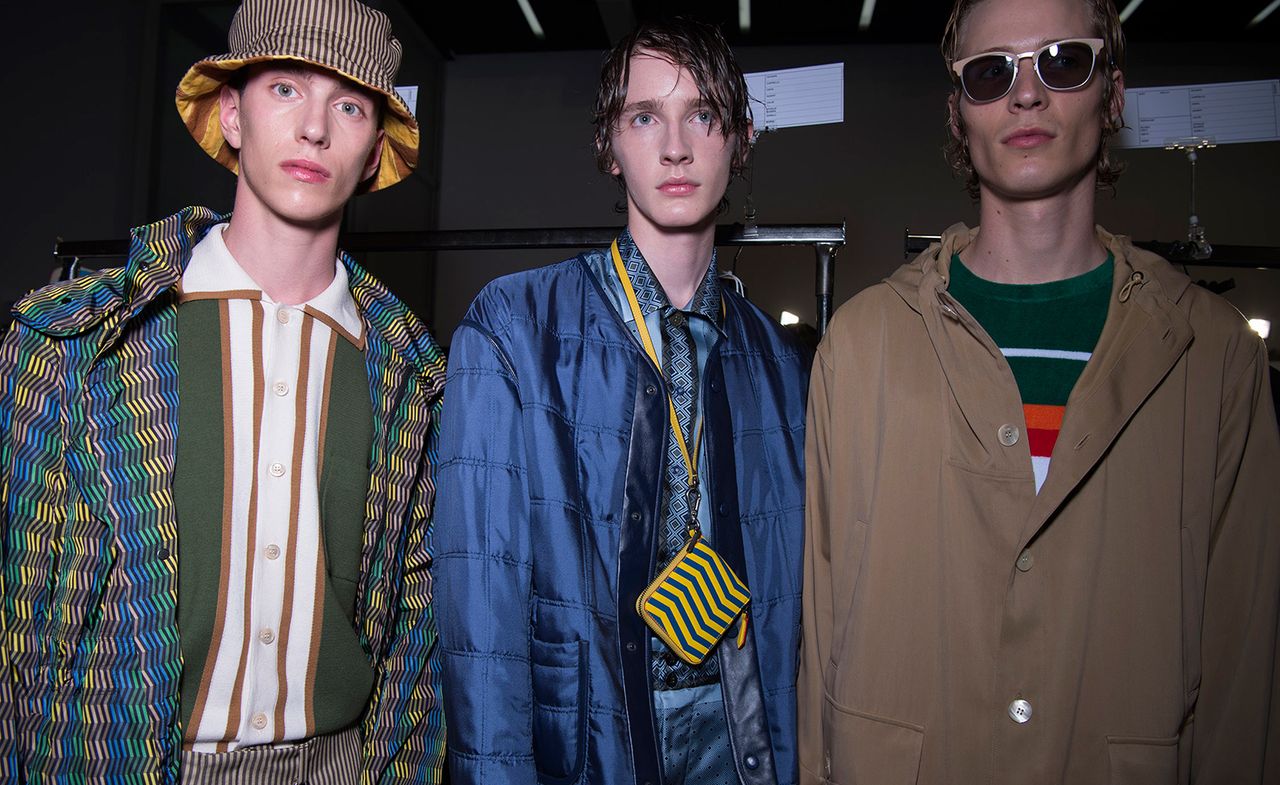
[
  {"xmin": 221, "ymin": 189, "xmax": 343, "ymax": 305},
  {"xmin": 628, "ymin": 217, "xmax": 715, "ymax": 309},
  {"xmin": 963, "ymin": 175, "xmax": 1106, "ymax": 284}
]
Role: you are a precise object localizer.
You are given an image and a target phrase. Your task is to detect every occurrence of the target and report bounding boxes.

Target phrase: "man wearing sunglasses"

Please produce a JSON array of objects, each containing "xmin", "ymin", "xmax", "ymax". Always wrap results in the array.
[{"xmin": 798, "ymin": 0, "xmax": 1280, "ymax": 782}]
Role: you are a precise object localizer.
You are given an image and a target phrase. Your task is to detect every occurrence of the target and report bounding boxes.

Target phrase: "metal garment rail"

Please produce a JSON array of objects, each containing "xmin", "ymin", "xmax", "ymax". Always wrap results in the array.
[
  {"xmin": 54, "ymin": 223, "xmax": 847, "ymax": 334},
  {"xmin": 904, "ymin": 230, "xmax": 1280, "ymax": 269}
]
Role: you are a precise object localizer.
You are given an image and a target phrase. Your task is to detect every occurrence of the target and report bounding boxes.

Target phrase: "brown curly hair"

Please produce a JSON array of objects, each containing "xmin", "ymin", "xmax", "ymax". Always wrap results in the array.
[
  {"xmin": 592, "ymin": 17, "xmax": 753, "ymax": 187},
  {"xmin": 940, "ymin": 0, "xmax": 1127, "ymax": 200}
]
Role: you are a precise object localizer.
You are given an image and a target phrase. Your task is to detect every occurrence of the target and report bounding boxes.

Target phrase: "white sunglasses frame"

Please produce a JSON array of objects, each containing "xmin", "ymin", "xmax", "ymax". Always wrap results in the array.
[{"xmin": 951, "ymin": 38, "xmax": 1106, "ymax": 103}]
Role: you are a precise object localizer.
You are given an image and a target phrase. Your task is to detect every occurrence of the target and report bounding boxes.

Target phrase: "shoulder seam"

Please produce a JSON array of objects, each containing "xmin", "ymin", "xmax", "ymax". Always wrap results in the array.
[{"xmin": 455, "ymin": 317, "xmax": 518, "ymax": 380}]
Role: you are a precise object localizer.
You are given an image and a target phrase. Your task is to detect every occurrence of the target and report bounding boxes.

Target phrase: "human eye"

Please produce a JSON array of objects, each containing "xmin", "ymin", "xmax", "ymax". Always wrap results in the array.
[
  {"xmin": 337, "ymin": 100, "xmax": 364, "ymax": 117},
  {"xmin": 1044, "ymin": 46, "xmax": 1083, "ymax": 70},
  {"xmin": 632, "ymin": 113, "xmax": 654, "ymax": 127},
  {"xmin": 975, "ymin": 57, "xmax": 1012, "ymax": 82},
  {"xmin": 271, "ymin": 82, "xmax": 296, "ymax": 98},
  {"xmin": 693, "ymin": 109, "xmax": 714, "ymax": 126}
]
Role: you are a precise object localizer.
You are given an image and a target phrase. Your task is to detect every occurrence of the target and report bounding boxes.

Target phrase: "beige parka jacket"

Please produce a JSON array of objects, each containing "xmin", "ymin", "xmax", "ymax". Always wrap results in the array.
[{"xmin": 799, "ymin": 224, "xmax": 1280, "ymax": 785}]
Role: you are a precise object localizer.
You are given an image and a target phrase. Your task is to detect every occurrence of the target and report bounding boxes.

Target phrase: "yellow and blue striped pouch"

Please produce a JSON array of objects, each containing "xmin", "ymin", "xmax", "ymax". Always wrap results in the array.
[{"xmin": 637, "ymin": 529, "xmax": 750, "ymax": 665}]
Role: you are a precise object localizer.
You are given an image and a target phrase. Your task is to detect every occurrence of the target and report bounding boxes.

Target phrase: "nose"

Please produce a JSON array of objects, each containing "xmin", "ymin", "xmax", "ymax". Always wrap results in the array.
[
  {"xmin": 298, "ymin": 97, "xmax": 330, "ymax": 148},
  {"xmin": 1010, "ymin": 53, "xmax": 1046, "ymax": 110},
  {"xmin": 661, "ymin": 124, "xmax": 693, "ymax": 166}
]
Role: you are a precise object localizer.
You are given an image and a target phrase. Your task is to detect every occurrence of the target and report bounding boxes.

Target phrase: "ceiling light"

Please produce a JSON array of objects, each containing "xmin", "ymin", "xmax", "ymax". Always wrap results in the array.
[
  {"xmin": 1118, "ymin": 0, "xmax": 1145, "ymax": 22},
  {"xmin": 1249, "ymin": 318, "xmax": 1271, "ymax": 339},
  {"xmin": 1249, "ymin": 0, "xmax": 1280, "ymax": 26},
  {"xmin": 780, "ymin": 310, "xmax": 800, "ymax": 326},
  {"xmin": 739, "ymin": 0, "xmax": 751, "ymax": 33},
  {"xmin": 858, "ymin": 0, "xmax": 877, "ymax": 30},
  {"xmin": 516, "ymin": 0, "xmax": 545, "ymax": 39}
]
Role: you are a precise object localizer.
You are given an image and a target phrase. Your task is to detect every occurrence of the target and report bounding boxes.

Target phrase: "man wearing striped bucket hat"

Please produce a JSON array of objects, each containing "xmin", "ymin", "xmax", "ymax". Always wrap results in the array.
[{"xmin": 0, "ymin": 0, "xmax": 445, "ymax": 782}]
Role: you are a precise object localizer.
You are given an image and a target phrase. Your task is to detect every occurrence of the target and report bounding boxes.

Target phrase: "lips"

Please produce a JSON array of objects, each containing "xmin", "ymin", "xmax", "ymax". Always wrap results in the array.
[
  {"xmin": 659, "ymin": 178, "xmax": 699, "ymax": 196},
  {"xmin": 280, "ymin": 159, "xmax": 332, "ymax": 184},
  {"xmin": 1003, "ymin": 128, "xmax": 1056, "ymax": 149}
]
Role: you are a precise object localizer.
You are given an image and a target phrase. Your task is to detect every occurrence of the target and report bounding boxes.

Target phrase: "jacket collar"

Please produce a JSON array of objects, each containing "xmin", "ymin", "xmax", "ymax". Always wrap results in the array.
[
  {"xmin": 94, "ymin": 206, "xmax": 220, "ymax": 363},
  {"xmin": 887, "ymin": 222, "xmax": 1193, "ymax": 314},
  {"xmin": 15, "ymin": 206, "xmax": 444, "ymax": 394},
  {"xmin": 180, "ymin": 223, "xmax": 365, "ymax": 348},
  {"xmin": 888, "ymin": 222, "xmax": 1196, "ymax": 546},
  {"xmin": 614, "ymin": 228, "xmax": 724, "ymax": 332},
  {"xmin": 11, "ymin": 206, "xmax": 219, "ymax": 347},
  {"xmin": 1028, "ymin": 227, "xmax": 1194, "ymax": 541}
]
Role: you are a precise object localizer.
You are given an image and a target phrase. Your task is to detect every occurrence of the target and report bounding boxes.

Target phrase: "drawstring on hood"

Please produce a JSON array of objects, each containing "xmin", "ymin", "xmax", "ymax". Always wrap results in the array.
[{"xmin": 1118, "ymin": 271, "xmax": 1146, "ymax": 303}]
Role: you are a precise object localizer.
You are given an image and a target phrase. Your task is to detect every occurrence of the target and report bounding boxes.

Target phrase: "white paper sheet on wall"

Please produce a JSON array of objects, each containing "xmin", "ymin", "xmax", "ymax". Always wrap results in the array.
[
  {"xmin": 395, "ymin": 85, "xmax": 419, "ymax": 116},
  {"xmin": 745, "ymin": 63, "xmax": 844, "ymax": 131},
  {"xmin": 1114, "ymin": 79, "xmax": 1280, "ymax": 149}
]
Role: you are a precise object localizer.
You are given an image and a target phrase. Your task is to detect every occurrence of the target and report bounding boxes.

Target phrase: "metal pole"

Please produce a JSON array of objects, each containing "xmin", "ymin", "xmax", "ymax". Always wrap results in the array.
[
  {"xmin": 815, "ymin": 243, "xmax": 837, "ymax": 336},
  {"xmin": 904, "ymin": 231, "xmax": 1280, "ymax": 269},
  {"xmin": 53, "ymin": 224, "xmax": 847, "ymax": 259},
  {"xmin": 53, "ymin": 224, "xmax": 851, "ymax": 331}
]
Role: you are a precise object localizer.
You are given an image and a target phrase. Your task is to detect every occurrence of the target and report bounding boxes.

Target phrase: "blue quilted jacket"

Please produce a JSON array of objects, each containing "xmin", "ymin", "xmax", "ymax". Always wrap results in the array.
[{"xmin": 435, "ymin": 249, "xmax": 809, "ymax": 785}]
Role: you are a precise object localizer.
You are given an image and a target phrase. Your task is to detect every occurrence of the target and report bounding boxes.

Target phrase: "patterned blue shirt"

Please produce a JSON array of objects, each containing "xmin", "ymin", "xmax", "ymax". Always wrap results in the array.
[{"xmin": 585, "ymin": 229, "xmax": 725, "ymax": 544}]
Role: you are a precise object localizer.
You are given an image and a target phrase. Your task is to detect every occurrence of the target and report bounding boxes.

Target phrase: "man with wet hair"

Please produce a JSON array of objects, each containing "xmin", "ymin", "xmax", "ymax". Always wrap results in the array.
[
  {"xmin": 0, "ymin": 0, "xmax": 446, "ymax": 781},
  {"xmin": 437, "ymin": 17, "xmax": 808, "ymax": 785},
  {"xmin": 798, "ymin": 0, "xmax": 1280, "ymax": 782}
]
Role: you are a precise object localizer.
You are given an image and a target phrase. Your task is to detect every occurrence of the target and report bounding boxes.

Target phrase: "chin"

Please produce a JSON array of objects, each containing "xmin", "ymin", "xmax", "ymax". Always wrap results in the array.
[
  {"xmin": 658, "ymin": 206, "xmax": 719, "ymax": 230},
  {"xmin": 986, "ymin": 165, "xmax": 1094, "ymax": 202},
  {"xmin": 657, "ymin": 218, "xmax": 709, "ymax": 231},
  {"xmin": 272, "ymin": 200, "xmax": 346, "ymax": 228}
]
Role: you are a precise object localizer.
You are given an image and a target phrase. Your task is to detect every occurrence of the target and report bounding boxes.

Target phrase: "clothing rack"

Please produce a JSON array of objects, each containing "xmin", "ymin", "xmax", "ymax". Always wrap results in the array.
[
  {"xmin": 53, "ymin": 223, "xmax": 846, "ymax": 334},
  {"xmin": 903, "ymin": 230, "xmax": 1280, "ymax": 269}
]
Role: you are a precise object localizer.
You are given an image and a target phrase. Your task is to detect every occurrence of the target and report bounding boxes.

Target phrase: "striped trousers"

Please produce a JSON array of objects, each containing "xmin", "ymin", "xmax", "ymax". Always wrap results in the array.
[{"xmin": 180, "ymin": 727, "xmax": 361, "ymax": 784}]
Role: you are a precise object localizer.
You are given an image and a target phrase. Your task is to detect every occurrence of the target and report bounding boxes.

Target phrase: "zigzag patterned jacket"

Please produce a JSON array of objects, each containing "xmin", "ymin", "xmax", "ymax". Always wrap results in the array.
[{"xmin": 0, "ymin": 207, "xmax": 447, "ymax": 783}]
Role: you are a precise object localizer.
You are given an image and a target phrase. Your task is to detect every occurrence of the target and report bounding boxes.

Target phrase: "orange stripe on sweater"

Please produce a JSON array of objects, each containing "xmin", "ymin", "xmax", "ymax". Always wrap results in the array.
[{"xmin": 1023, "ymin": 403, "xmax": 1065, "ymax": 430}]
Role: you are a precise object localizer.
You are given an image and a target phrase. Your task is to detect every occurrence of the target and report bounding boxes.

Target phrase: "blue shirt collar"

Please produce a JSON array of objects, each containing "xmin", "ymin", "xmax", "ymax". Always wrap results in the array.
[{"xmin": 616, "ymin": 229, "xmax": 723, "ymax": 330}]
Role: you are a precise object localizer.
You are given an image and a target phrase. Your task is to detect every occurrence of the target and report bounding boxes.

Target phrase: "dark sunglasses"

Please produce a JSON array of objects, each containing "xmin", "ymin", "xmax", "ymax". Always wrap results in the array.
[{"xmin": 951, "ymin": 38, "xmax": 1105, "ymax": 103}]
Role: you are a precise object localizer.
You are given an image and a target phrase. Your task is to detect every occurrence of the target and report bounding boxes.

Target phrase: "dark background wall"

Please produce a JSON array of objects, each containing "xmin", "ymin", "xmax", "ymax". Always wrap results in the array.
[
  {"xmin": 435, "ymin": 43, "xmax": 1280, "ymax": 354},
  {"xmin": 10, "ymin": 1, "xmax": 150, "ymax": 304},
  {"xmin": 10, "ymin": 1, "xmax": 1279, "ymax": 361}
]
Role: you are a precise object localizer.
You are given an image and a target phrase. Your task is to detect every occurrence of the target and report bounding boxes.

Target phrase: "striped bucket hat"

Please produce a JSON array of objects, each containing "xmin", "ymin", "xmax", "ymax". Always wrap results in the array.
[{"xmin": 175, "ymin": 0, "xmax": 418, "ymax": 192}]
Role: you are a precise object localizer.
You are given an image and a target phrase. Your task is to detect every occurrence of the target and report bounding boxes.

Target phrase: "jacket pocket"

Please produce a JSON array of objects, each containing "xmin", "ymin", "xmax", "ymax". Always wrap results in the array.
[
  {"xmin": 531, "ymin": 637, "xmax": 589, "ymax": 785},
  {"xmin": 1106, "ymin": 734, "xmax": 1178, "ymax": 785},
  {"xmin": 822, "ymin": 693, "xmax": 923, "ymax": 785}
]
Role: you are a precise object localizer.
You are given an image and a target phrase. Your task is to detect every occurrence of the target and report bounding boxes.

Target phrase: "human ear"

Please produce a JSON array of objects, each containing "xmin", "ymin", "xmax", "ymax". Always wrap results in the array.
[
  {"xmin": 218, "ymin": 83, "xmax": 243, "ymax": 151},
  {"xmin": 735, "ymin": 120, "xmax": 756, "ymax": 173},
  {"xmin": 947, "ymin": 90, "xmax": 965, "ymax": 141},
  {"xmin": 1107, "ymin": 69, "xmax": 1126, "ymax": 130},
  {"xmin": 362, "ymin": 128, "xmax": 385, "ymax": 182}
]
